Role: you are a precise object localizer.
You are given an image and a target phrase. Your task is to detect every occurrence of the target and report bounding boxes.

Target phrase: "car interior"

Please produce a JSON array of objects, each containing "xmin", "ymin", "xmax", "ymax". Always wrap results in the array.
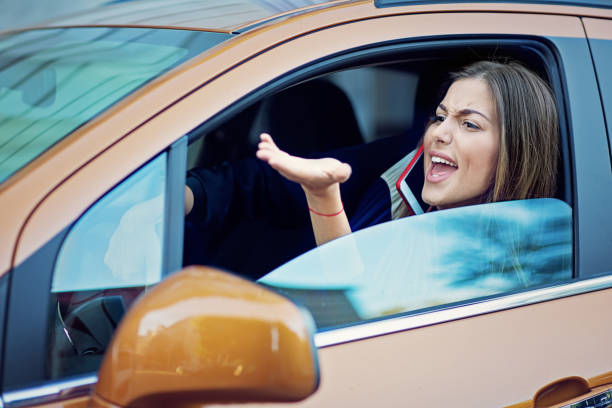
[{"xmin": 183, "ymin": 40, "xmax": 570, "ymax": 280}]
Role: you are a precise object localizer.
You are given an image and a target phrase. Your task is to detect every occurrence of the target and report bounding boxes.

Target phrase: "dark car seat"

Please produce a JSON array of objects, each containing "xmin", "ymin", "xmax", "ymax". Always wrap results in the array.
[
  {"xmin": 248, "ymin": 78, "xmax": 363, "ymax": 156},
  {"xmin": 185, "ymin": 79, "xmax": 365, "ymax": 279},
  {"xmin": 187, "ymin": 80, "xmax": 366, "ymax": 279},
  {"xmin": 412, "ymin": 70, "xmax": 450, "ymax": 139}
]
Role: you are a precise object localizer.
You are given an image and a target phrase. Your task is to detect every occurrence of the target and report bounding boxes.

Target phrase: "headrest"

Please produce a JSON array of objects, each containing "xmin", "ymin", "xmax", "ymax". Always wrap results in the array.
[{"xmin": 249, "ymin": 79, "xmax": 363, "ymax": 156}]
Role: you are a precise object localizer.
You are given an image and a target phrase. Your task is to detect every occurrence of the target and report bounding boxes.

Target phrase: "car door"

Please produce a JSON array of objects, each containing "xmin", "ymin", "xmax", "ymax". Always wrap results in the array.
[
  {"xmin": 115, "ymin": 7, "xmax": 610, "ymax": 407},
  {"xmin": 174, "ymin": 8, "xmax": 610, "ymax": 408}
]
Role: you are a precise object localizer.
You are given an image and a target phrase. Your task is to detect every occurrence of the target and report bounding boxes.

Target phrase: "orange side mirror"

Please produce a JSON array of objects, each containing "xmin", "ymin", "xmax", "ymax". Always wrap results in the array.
[{"xmin": 89, "ymin": 266, "xmax": 319, "ymax": 408}]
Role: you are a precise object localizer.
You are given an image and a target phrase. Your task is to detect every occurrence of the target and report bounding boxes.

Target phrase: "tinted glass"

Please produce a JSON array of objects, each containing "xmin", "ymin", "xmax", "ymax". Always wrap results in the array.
[
  {"xmin": 586, "ymin": 36, "xmax": 612, "ymax": 163},
  {"xmin": 49, "ymin": 153, "xmax": 166, "ymax": 379},
  {"xmin": 260, "ymin": 199, "xmax": 572, "ymax": 329},
  {"xmin": 0, "ymin": 27, "xmax": 230, "ymax": 184}
]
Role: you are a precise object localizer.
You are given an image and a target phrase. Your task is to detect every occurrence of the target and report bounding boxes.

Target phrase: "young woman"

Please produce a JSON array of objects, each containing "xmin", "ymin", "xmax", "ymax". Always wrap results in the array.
[{"xmin": 255, "ymin": 61, "xmax": 559, "ymax": 245}]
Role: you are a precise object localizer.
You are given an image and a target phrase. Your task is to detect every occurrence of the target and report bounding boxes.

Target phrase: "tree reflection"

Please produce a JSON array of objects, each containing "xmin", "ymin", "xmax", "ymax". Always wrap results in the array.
[{"xmin": 261, "ymin": 199, "xmax": 573, "ymax": 329}]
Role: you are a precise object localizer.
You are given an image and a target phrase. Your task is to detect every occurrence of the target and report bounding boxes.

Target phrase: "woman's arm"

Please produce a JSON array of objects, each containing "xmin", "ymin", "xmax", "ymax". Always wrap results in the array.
[
  {"xmin": 256, "ymin": 133, "xmax": 352, "ymax": 245},
  {"xmin": 303, "ymin": 182, "xmax": 351, "ymax": 246}
]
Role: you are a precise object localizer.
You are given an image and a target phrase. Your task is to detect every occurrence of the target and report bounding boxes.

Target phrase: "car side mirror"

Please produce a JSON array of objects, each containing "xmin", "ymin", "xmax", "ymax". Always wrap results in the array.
[{"xmin": 90, "ymin": 266, "xmax": 319, "ymax": 407}]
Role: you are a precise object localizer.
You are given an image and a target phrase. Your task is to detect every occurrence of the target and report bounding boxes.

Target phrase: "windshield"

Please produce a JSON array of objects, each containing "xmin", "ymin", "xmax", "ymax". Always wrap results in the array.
[
  {"xmin": 260, "ymin": 199, "xmax": 573, "ymax": 330},
  {"xmin": 0, "ymin": 27, "xmax": 231, "ymax": 184}
]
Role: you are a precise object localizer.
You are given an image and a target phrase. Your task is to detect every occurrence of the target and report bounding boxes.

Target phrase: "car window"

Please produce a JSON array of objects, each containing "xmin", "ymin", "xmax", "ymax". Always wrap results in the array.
[
  {"xmin": 184, "ymin": 63, "xmax": 444, "ymax": 279},
  {"xmin": 180, "ymin": 36, "xmax": 579, "ymax": 344},
  {"xmin": 584, "ymin": 19, "xmax": 612, "ymax": 162},
  {"xmin": 0, "ymin": 27, "xmax": 230, "ymax": 185},
  {"xmin": 259, "ymin": 198, "xmax": 573, "ymax": 329},
  {"xmin": 184, "ymin": 41, "xmax": 565, "ymax": 279},
  {"xmin": 48, "ymin": 153, "xmax": 166, "ymax": 380}
]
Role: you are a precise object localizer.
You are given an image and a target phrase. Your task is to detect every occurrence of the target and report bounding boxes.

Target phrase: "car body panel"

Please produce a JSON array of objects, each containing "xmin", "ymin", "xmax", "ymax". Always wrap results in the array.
[
  {"xmin": 218, "ymin": 285, "xmax": 612, "ymax": 407},
  {"xmin": 5, "ymin": 9, "xmax": 588, "ymax": 273},
  {"xmin": 376, "ymin": 0, "xmax": 612, "ymax": 10},
  {"xmin": 584, "ymin": 16, "xmax": 612, "ymax": 39}
]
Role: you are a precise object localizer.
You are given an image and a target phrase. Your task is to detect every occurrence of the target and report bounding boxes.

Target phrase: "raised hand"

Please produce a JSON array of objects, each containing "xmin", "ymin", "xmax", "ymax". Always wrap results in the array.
[
  {"xmin": 255, "ymin": 133, "xmax": 352, "ymax": 196},
  {"xmin": 256, "ymin": 133, "xmax": 352, "ymax": 245}
]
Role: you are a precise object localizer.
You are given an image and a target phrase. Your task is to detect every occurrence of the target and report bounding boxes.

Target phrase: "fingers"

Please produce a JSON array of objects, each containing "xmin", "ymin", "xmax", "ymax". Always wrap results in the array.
[
  {"xmin": 256, "ymin": 145, "xmax": 282, "ymax": 165},
  {"xmin": 256, "ymin": 133, "xmax": 282, "ymax": 162},
  {"xmin": 255, "ymin": 132, "xmax": 352, "ymax": 188},
  {"xmin": 256, "ymin": 133, "xmax": 296, "ymax": 176},
  {"xmin": 257, "ymin": 133, "xmax": 279, "ymax": 153},
  {"xmin": 259, "ymin": 132, "xmax": 275, "ymax": 146},
  {"xmin": 334, "ymin": 162, "xmax": 352, "ymax": 183}
]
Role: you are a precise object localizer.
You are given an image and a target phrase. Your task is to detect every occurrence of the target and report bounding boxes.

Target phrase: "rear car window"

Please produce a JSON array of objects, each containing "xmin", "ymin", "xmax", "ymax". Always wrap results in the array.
[{"xmin": 0, "ymin": 27, "xmax": 230, "ymax": 184}]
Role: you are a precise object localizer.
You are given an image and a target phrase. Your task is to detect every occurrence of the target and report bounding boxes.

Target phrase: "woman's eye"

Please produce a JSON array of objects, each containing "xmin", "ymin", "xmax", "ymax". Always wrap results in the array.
[
  {"xmin": 464, "ymin": 121, "xmax": 480, "ymax": 130},
  {"xmin": 434, "ymin": 114, "xmax": 445, "ymax": 122}
]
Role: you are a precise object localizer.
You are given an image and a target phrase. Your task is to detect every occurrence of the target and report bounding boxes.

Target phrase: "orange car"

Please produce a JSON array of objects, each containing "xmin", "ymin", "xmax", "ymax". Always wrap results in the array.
[{"xmin": 1, "ymin": 0, "xmax": 612, "ymax": 407}]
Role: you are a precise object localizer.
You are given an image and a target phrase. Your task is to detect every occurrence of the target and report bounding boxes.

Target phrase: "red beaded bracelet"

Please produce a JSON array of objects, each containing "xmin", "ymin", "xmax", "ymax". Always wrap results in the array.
[{"xmin": 308, "ymin": 203, "xmax": 344, "ymax": 217}]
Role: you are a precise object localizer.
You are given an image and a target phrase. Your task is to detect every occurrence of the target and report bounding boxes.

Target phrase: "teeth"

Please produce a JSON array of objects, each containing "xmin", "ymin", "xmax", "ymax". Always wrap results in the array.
[{"xmin": 432, "ymin": 156, "xmax": 457, "ymax": 167}]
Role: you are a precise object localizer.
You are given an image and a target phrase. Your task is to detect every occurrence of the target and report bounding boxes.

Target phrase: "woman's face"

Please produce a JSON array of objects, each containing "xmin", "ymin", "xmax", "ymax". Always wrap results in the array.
[{"xmin": 421, "ymin": 77, "xmax": 501, "ymax": 209}]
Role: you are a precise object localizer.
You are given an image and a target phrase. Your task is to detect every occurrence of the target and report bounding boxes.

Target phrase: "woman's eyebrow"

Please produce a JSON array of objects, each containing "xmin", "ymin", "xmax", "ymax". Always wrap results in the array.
[{"xmin": 438, "ymin": 104, "xmax": 490, "ymax": 122}]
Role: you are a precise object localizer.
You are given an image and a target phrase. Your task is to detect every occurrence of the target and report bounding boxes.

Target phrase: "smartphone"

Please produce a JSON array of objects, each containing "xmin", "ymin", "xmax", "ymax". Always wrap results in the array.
[{"xmin": 395, "ymin": 144, "xmax": 427, "ymax": 216}]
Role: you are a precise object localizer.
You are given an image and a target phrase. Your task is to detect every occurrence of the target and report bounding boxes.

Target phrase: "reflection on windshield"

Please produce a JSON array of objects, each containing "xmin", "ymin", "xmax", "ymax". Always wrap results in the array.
[
  {"xmin": 0, "ymin": 27, "xmax": 230, "ymax": 184},
  {"xmin": 260, "ymin": 199, "xmax": 572, "ymax": 329}
]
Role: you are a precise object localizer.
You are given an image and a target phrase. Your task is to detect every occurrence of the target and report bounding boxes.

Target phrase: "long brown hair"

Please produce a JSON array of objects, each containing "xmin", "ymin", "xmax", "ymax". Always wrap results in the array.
[{"xmin": 450, "ymin": 61, "xmax": 559, "ymax": 202}]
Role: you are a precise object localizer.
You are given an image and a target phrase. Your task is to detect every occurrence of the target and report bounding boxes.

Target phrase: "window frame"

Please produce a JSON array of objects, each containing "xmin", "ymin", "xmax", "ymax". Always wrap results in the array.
[{"xmin": 186, "ymin": 35, "xmax": 573, "ymax": 267}]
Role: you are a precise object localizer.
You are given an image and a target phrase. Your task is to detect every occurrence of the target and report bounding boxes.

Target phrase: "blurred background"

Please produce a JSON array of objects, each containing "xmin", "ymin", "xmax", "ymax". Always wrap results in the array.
[
  {"xmin": 0, "ymin": 0, "xmax": 106, "ymax": 31},
  {"xmin": 0, "ymin": 0, "xmax": 332, "ymax": 31}
]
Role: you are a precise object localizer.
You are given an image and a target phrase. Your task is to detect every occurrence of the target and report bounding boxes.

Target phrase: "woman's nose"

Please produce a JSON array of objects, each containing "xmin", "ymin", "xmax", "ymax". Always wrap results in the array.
[{"xmin": 432, "ymin": 119, "xmax": 453, "ymax": 144}]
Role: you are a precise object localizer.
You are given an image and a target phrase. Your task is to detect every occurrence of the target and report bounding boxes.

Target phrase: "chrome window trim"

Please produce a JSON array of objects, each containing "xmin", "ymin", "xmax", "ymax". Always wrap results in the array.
[
  {"xmin": 315, "ymin": 273, "xmax": 612, "ymax": 348},
  {"xmin": 3, "ymin": 374, "xmax": 97, "ymax": 408}
]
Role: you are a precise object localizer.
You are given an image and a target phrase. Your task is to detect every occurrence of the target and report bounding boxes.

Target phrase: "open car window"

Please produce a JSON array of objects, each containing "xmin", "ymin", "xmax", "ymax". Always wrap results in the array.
[
  {"xmin": 259, "ymin": 198, "xmax": 572, "ymax": 330},
  {"xmin": 184, "ymin": 38, "xmax": 570, "ymax": 281}
]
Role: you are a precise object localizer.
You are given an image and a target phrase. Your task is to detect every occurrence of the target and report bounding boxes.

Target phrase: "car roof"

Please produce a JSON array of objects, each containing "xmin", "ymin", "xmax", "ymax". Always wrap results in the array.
[
  {"xmin": 17, "ymin": 0, "xmax": 611, "ymax": 36},
  {"xmin": 28, "ymin": 0, "xmax": 349, "ymax": 34}
]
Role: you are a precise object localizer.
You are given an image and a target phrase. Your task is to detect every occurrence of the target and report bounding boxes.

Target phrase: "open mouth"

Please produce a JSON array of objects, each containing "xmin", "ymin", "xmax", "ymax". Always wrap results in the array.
[{"xmin": 427, "ymin": 155, "xmax": 458, "ymax": 182}]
